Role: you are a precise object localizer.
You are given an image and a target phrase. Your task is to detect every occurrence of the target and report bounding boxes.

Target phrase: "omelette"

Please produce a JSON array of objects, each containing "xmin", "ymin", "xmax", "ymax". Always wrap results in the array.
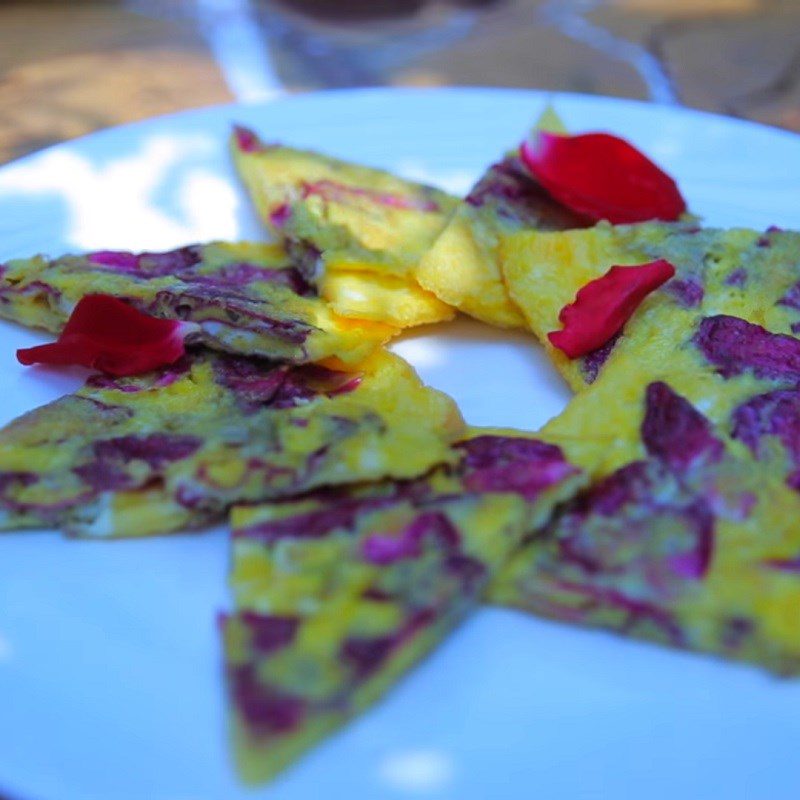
[
  {"xmin": 541, "ymin": 308, "xmax": 800, "ymax": 486},
  {"xmin": 0, "ymin": 241, "xmax": 395, "ymax": 365},
  {"xmin": 415, "ymin": 108, "xmax": 589, "ymax": 328},
  {"xmin": 490, "ymin": 380, "xmax": 800, "ymax": 675},
  {"xmin": 224, "ymin": 431, "xmax": 588, "ymax": 782},
  {"xmin": 230, "ymin": 126, "xmax": 457, "ymax": 328},
  {"xmin": 7, "ymin": 118, "xmax": 800, "ymax": 790},
  {"xmin": 0, "ymin": 350, "xmax": 464, "ymax": 537},
  {"xmin": 500, "ymin": 222, "xmax": 800, "ymax": 390}
]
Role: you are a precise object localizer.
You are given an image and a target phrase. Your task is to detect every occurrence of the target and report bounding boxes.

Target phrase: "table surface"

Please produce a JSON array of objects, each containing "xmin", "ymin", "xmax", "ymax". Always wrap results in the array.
[{"xmin": 1, "ymin": 0, "xmax": 798, "ymax": 165}]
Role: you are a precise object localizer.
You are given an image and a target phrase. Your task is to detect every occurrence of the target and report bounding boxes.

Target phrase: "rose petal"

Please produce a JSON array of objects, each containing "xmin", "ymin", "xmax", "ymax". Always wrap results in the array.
[
  {"xmin": 520, "ymin": 131, "xmax": 687, "ymax": 224},
  {"xmin": 17, "ymin": 294, "xmax": 195, "ymax": 376},
  {"xmin": 548, "ymin": 260, "xmax": 676, "ymax": 358}
]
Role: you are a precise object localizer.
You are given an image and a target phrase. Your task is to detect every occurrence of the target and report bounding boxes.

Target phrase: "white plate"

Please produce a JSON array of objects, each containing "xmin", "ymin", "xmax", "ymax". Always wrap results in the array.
[{"xmin": 1, "ymin": 88, "xmax": 799, "ymax": 800}]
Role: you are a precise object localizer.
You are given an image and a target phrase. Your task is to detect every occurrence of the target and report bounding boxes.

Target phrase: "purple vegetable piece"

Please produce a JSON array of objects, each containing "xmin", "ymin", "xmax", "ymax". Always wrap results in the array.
[
  {"xmin": 191, "ymin": 263, "xmax": 314, "ymax": 297},
  {"xmin": 664, "ymin": 277, "xmax": 704, "ymax": 309},
  {"xmin": 269, "ymin": 203, "xmax": 292, "ymax": 228},
  {"xmin": 88, "ymin": 251, "xmax": 140, "ymax": 270},
  {"xmin": 89, "ymin": 246, "xmax": 203, "ymax": 277},
  {"xmin": 229, "ymin": 664, "xmax": 305, "ymax": 736},
  {"xmin": 560, "ymin": 460, "xmax": 715, "ymax": 582},
  {"xmin": 731, "ymin": 388, "xmax": 800, "ymax": 490},
  {"xmin": 74, "ymin": 433, "xmax": 199, "ymax": 492},
  {"xmin": 724, "ymin": 268, "xmax": 747, "ymax": 288},
  {"xmin": 93, "ymin": 434, "xmax": 202, "ymax": 469},
  {"xmin": 90, "ymin": 243, "xmax": 314, "ymax": 297},
  {"xmin": 213, "ymin": 357, "xmax": 289, "ymax": 410},
  {"xmin": 234, "ymin": 497, "xmax": 395, "ymax": 543},
  {"xmin": 731, "ymin": 389, "xmax": 800, "ymax": 457},
  {"xmin": 84, "ymin": 376, "xmax": 142, "ymax": 394},
  {"xmin": 550, "ymin": 580, "xmax": 686, "ymax": 646},
  {"xmin": 465, "ymin": 155, "xmax": 589, "ymax": 230},
  {"xmin": 693, "ymin": 315, "xmax": 800, "ymax": 380},
  {"xmin": 778, "ymin": 281, "xmax": 800, "ymax": 313},
  {"xmin": 268, "ymin": 373, "xmax": 319, "ymax": 409},
  {"xmin": 763, "ymin": 556, "xmax": 800, "ymax": 574},
  {"xmin": 666, "ymin": 499, "xmax": 715, "ymax": 579},
  {"xmin": 340, "ymin": 608, "xmax": 437, "ymax": 679},
  {"xmin": 73, "ymin": 461, "xmax": 135, "ymax": 492},
  {"xmin": 233, "ymin": 125, "xmax": 264, "ymax": 153},
  {"xmin": 360, "ymin": 511, "xmax": 461, "ymax": 566},
  {"xmin": 238, "ymin": 611, "xmax": 300, "ymax": 654},
  {"xmin": 148, "ymin": 286, "xmax": 313, "ymax": 346},
  {"xmin": 721, "ymin": 617, "xmax": 754, "ymax": 649},
  {"xmin": 85, "ymin": 358, "xmax": 192, "ymax": 393},
  {"xmin": 302, "ymin": 179, "xmax": 441, "ymax": 213},
  {"xmin": 0, "ymin": 472, "xmax": 38, "ymax": 493},
  {"xmin": 213, "ymin": 357, "xmax": 360, "ymax": 413},
  {"xmin": 641, "ymin": 382, "xmax": 724, "ymax": 472},
  {"xmin": 340, "ymin": 636, "xmax": 395, "ymax": 678},
  {"xmin": 144, "ymin": 245, "xmax": 203, "ymax": 277},
  {"xmin": 1, "ymin": 279, "xmax": 63, "ymax": 309},
  {"xmin": 457, "ymin": 435, "xmax": 579, "ymax": 500},
  {"xmin": 444, "ymin": 553, "xmax": 487, "ymax": 593},
  {"xmin": 756, "ymin": 226, "xmax": 781, "ymax": 248},
  {"xmin": 580, "ymin": 331, "xmax": 621, "ymax": 384},
  {"xmin": 272, "ymin": 365, "xmax": 362, "ymax": 409},
  {"xmin": 285, "ymin": 238, "xmax": 323, "ymax": 288},
  {"xmin": 0, "ymin": 490, "xmax": 96, "ymax": 522},
  {"xmin": 572, "ymin": 460, "xmax": 649, "ymax": 516}
]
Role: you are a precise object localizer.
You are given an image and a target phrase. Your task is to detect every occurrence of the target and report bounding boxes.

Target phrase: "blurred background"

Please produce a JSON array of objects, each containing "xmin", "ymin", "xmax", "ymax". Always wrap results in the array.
[{"xmin": 1, "ymin": 0, "xmax": 798, "ymax": 163}]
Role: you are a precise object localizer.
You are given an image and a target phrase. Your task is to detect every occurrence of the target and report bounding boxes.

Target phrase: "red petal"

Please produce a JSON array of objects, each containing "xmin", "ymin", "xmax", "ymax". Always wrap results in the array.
[
  {"xmin": 520, "ymin": 132, "xmax": 687, "ymax": 224},
  {"xmin": 548, "ymin": 260, "xmax": 676, "ymax": 358},
  {"xmin": 17, "ymin": 295, "xmax": 192, "ymax": 376}
]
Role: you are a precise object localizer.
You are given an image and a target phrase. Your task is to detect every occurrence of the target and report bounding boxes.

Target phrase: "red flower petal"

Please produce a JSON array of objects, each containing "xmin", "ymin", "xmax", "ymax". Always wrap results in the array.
[
  {"xmin": 520, "ymin": 131, "xmax": 687, "ymax": 224},
  {"xmin": 17, "ymin": 295, "xmax": 196, "ymax": 376},
  {"xmin": 548, "ymin": 260, "xmax": 676, "ymax": 358}
]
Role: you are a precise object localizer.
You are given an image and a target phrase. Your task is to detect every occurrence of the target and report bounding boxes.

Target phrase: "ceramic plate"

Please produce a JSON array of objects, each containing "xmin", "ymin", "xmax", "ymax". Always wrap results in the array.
[{"xmin": 1, "ymin": 88, "xmax": 799, "ymax": 800}]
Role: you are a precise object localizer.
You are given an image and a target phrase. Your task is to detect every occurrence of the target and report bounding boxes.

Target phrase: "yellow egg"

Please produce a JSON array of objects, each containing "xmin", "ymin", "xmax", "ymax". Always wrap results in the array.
[
  {"xmin": 416, "ymin": 107, "xmax": 581, "ymax": 329},
  {"xmin": 0, "ymin": 348, "xmax": 465, "ymax": 537},
  {"xmin": 230, "ymin": 131, "xmax": 458, "ymax": 328},
  {"xmin": 0, "ymin": 241, "xmax": 396, "ymax": 365}
]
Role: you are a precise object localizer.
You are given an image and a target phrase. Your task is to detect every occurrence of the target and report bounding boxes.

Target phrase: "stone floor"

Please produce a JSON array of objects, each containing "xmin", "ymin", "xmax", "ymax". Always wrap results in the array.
[{"xmin": 0, "ymin": 0, "xmax": 798, "ymax": 163}]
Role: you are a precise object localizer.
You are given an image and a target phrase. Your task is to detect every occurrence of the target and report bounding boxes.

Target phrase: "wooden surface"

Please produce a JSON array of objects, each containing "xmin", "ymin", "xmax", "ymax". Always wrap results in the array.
[{"xmin": 1, "ymin": 0, "xmax": 798, "ymax": 164}]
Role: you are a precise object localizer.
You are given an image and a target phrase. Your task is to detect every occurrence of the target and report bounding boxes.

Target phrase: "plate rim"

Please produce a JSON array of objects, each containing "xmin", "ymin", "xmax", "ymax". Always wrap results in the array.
[{"xmin": 3, "ymin": 85, "xmax": 799, "ymax": 174}]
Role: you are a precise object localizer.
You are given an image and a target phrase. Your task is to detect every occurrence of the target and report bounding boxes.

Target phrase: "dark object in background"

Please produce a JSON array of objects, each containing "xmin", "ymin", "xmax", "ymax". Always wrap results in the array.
[
  {"xmin": 259, "ymin": 0, "xmax": 505, "ymax": 88},
  {"xmin": 270, "ymin": 0, "xmax": 501, "ymax": 23}
]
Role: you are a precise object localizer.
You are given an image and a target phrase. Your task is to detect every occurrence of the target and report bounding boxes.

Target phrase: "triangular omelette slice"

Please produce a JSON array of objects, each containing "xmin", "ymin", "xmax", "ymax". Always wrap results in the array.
[
  {"xmin": 230, "ymin": 128, "xmax": 456, "ymax": 328},
  {"xmin": 415, "ymin": 108, "xmax": 589, "ymax": 329},
  {"xmin": 490, "ymin": 380, "xmax": 800, "ymax": 675},
  {"xmin": 0, "ymin": 350, "xmax": 464, "ymax": 537},
  {"xmin": 224, "ymin": 432, "xmax": 588, "ymax": 782},
  {"xmin": 542, "ymin": 308, "xmax": 800, "ymax": 493},
  {"xmin": 500, "ymin": 222, "xmax": 800, "ymax": 390},
  {"xmin": 0, "ymin": 241, "xmax": 395, "ymax": 365}
]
